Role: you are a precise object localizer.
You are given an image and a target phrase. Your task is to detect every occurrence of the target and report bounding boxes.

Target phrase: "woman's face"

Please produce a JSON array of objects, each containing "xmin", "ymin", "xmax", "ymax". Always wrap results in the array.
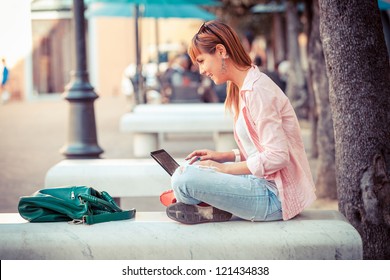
[{"xmin": 195, "ymin": 51, "xmax": 227, "ymax": 85}]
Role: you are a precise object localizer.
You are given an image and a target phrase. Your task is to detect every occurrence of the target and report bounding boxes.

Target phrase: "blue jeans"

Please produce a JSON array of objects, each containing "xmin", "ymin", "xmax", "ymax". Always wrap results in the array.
[{"xmin": 171, "ymin": 164, "xmax": 283, "ymax": 222}]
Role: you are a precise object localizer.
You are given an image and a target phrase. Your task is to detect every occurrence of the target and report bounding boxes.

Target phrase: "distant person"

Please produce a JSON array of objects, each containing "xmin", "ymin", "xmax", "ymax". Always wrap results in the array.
[
  {"xmin": 163, "ymin": 55, "xmax": 190, "ymax": 85},
  {"xmin": 276, "ymin": 60, "xmax": 290, "ymax": 92},
  {"xmin": 242, "ymin": 30, "xmax": 255, "ymax": 55},
  {"xmin": 160, "ymin": 54, "xmax": 189, "ymax": 101},
  {"xmin": 197, "ymin": 76, "xmax": 219, "ymax": 103},
  {"xmin": 164, "ymin": 20, "xmax": 316, "ymax": 224},
  {"xmin": 254, "ymin": 56, "xmax": 286, "ymax": 92},
  {"xmin": 121, "ymin": 71, "xmax": 136, "ymax": 111},
  {"xmin": 1, "ymin": 58, "xmax": 10, "ymax": 104},
  {"xmin": 161, "ymin": 54, "xmax": 203, "ymax": 103},
  {"xmin": 211, "ymin": 82, "xmax": 227, "ymax": 103}
]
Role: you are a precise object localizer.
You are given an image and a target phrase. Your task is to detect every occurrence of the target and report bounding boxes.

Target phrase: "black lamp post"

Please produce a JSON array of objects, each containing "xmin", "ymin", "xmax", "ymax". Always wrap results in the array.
[
  {"xmin": 134, "ymin": 3, "xmax": 144, "ymax": 104},
  {"xmin": 60, "ymin": 0, "xmax": 104, "ymax": 158}
]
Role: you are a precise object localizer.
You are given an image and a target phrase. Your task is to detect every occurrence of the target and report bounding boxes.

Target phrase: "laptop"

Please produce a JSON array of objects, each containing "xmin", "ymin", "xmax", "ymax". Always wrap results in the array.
[{"xmin": 150, "ymin": 149, "xmax": 180, "ymax": 176}]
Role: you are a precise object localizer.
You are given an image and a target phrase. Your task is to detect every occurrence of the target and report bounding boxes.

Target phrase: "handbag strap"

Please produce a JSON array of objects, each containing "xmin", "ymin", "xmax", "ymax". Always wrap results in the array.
[
  {"xmin": 100, "ymin": 191, "xmax": 122, "ymax": 212},
  {"xmin": 77, "ymin": 190, "xmax": 136, "ymax": 224},
  {"xmin": 79, "ymin": 193, "xmax": 121, "ymax": 212},
  {"xmin": 83, "ymin": 209, "xmax": 136, "ymax": 225}
]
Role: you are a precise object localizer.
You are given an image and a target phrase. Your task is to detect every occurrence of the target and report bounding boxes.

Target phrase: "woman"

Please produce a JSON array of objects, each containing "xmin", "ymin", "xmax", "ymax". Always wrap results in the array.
[{"xmin": 166, "ymin": 21, "xmax": 316, "ymax": 224}]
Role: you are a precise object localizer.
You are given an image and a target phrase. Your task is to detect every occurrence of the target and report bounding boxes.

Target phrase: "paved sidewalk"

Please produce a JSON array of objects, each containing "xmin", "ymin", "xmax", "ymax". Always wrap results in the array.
[
  {"xmin": 0, "ymin": 95, "xmax": 135, "ymax": 212},
  {"xmin": 0, "ymin": 95, "xmax": 336, "ymax": 213}
]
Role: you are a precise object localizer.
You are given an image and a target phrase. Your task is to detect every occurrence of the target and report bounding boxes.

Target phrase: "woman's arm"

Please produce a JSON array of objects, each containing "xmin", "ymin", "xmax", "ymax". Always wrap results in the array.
[
  {"xmin": 185, "ymin": 148, "xmax": 250, "ymax": 175},
  {"xmin": 185, "ymin": 149, "xmax": 236, "ymax": 164},
  {"xmin": 195, "ymin": 159, "xmax": 252, "ymax": 175},
  {"xmin": 245, "ymin": 82, "xmax": 291, "ymax": 178}
]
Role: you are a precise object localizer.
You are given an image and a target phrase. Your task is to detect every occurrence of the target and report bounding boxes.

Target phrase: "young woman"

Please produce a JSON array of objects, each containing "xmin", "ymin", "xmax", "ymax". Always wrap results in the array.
[{"xmin": 166, "ymin": 21, "xmax": 316, "ymax": 224}]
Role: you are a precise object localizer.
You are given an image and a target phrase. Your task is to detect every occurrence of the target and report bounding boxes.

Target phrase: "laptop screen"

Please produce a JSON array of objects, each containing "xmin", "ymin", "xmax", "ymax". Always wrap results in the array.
[{"xmin": 150, "ymin": 149, "xmax": 180, "ymax": 176}]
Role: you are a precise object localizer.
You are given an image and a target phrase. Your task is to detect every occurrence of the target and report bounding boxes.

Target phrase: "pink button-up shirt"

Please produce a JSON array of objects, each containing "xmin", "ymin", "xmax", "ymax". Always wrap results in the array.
[{"xmin": 234, "ymin": 66, "xmax": 316, "ymax": 220}]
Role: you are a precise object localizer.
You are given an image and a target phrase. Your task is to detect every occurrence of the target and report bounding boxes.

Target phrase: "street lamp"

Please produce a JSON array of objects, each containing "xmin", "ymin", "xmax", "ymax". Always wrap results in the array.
[{"xmin": 60, "ymin": 0, "xmax": 104, "ymax": 158}]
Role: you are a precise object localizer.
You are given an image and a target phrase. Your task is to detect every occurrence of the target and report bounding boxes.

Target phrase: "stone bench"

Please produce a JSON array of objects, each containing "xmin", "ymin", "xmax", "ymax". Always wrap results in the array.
[
  {"xmin": 44, "ymin": 159, "xmax": 178, "ymax": 211},
  {"xmin": 133, "ymin": 103, "xmax": 226, "ymax": 114},
  {"xmin": 0, "ymin": 210, "xmax": 362, "ymax": 260},
  {"xmin": 120, "ymin": 104, "xmax": 236, "ymax": 157}
]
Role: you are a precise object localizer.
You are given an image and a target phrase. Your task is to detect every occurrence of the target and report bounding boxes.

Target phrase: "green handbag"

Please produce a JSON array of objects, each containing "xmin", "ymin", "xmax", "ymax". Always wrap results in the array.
[{"xmin": 18, "ymin": 186, "xmax": 136, "ymax": 225}]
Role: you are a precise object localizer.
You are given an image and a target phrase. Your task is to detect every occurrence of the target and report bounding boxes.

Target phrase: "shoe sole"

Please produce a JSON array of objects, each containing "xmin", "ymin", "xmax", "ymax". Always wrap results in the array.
[{"xmin": 166, "ymin": 202, "xmax": 232, "ymax": 224}]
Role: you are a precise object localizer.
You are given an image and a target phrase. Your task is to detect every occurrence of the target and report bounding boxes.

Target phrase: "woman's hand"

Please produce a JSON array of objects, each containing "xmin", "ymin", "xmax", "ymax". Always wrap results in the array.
[
  {"xmin": 186, "ymin": 149, "xmax": 252, "ymax": 175},
  {"xmin": 185, "ymin": 149, "xmax": 232, "ymax": 165},
  {"xmin": 196, "ymin": 160, "xmax": 227, "ymax": 173}
]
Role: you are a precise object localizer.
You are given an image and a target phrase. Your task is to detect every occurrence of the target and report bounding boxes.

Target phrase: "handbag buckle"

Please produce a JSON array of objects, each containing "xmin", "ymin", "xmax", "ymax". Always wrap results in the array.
[{"xmin": 68, "ymin": 218, "xmax": 84, "ymax": 225}]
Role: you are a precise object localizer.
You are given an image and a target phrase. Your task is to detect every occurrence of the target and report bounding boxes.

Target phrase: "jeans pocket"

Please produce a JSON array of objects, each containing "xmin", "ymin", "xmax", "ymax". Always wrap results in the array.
[{"xmin": 265, "ymin": 194, "xmax": 283, "ymax": 221}]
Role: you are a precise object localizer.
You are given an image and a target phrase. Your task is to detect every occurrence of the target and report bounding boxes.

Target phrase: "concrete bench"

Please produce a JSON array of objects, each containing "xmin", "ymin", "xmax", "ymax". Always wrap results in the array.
[
  {"xmin": 133, "ymin": 103, "xmax": 226, "ymax": 114},
  {"xmin": 0, "ymin": 210, "xmax": 362, "ymax": 260},
  {"xmin": 120, "ymin": 104, "xmax": 236, "ymax": 157},
  {"xmin": 44, "ymin": 159, "xmax": 177, "ymax": 211}
]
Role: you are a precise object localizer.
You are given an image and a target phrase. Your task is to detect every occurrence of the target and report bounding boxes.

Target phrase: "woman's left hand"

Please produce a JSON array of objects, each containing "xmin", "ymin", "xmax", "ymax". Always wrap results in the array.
[
  {"xmin": 196, "ymin": 160, "xmax": 252, "ymax": 176},
  {"xmin": 195, "ymin": 159, "xmax": 227, "ymax": 173}
]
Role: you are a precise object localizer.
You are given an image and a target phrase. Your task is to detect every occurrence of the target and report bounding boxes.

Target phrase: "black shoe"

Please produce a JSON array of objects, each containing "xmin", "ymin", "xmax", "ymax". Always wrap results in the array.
[{"xmin": 166, "ymin": 202, "xmax": 232, "ymax": 224}]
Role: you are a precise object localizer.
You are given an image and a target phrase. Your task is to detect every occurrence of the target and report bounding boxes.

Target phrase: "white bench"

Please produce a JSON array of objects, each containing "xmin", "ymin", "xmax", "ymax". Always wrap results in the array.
[
  {"xmin": 133, "ymin": 103, "xmax": 226, "ymax": 114},
  {"xmin": 120, "ymin": 104, "xmax": 236, "ymax": 157},
  {"xmin": 44, "ymin": 159, "xmax": 177, "ymax": 211},
  {"xmin": 0, "ymin": 210, "xmax": 363, "ymax": 259}
]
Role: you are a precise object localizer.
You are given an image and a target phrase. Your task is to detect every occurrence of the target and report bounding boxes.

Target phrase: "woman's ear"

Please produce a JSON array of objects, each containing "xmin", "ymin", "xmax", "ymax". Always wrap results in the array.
[{"xmin": 215, "ymin": 44, "xmax": 228, "ymax": 58}]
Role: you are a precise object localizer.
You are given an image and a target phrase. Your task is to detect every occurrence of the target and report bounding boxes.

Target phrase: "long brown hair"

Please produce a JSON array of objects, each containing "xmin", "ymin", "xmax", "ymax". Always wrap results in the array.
[{"xmin": 188, "ymin": 21, "xmax": 252, "ymax": 118}]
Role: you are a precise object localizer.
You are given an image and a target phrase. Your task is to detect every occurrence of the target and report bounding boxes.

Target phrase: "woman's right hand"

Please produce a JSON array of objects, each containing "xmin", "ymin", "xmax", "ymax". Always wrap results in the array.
[{"xmin": 185, "ymin": 149, "xmax": 233, "ymax": 164}]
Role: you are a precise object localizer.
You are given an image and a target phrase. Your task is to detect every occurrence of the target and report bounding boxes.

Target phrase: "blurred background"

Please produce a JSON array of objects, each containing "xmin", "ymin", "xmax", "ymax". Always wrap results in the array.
[
  {"xmin": 0, "ymin": 0, "xmax": 389, "ymax": 213},
  {"xmin": 1, "ymin": 0, "xmax": 389, "ymax": 104}
]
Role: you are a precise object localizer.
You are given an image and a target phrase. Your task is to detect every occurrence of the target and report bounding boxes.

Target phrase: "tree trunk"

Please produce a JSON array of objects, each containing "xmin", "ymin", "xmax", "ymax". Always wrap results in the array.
[
  {"xmin": 304, "ymin": 0, "xmax": 319, "ymax": 160},
  {"xmin": 319, "ymin": 0, "xmax": 390, "ymax": 259},
  {"xmin": 285, "ymin": 1, "xmax": 308, "ymax": 119},
  {"xmin": 307, "ymin": 0, "xmax": 337, "ymax": 199}
]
